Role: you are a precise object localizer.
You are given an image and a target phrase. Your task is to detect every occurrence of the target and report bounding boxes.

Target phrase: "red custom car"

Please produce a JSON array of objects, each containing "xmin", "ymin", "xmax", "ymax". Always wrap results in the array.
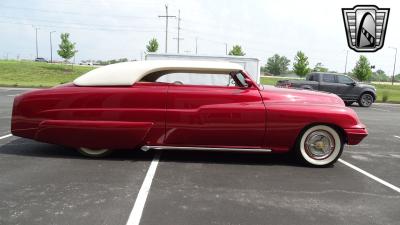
[{"xmin": 11, "ymin": 60, "xmax": 367, "ymax": 167}]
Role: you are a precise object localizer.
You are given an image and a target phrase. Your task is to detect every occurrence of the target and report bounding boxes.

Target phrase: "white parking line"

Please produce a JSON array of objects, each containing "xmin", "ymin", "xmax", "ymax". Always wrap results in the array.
[
  {"xmin": 394, "ymin": 135, "xmax": 400, "ymax": 139},
  {"xmin": 339, "ymin": 159, "xmax": 400, "ymax": 194},
  {"xmin": 370, "ymin": 107, "xmax": 391, "ymax": 112},
  {"xmin": 0, "ymin": 134, "xmax": 12, "ymax": 140},
  {"xmin": 126, "ymin": 151, "xmax": 162, "ymax": 225}
]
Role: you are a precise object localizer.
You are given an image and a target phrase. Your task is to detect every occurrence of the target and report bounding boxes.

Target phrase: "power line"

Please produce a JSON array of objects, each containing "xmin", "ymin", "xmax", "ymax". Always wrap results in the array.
[
  {"xmin": 173, "ymin": 9, "xmax": 183, "ymax": 54},
  {"xmin": 0, "ymin": 20, "xmax": 163, "ymax": 33},
  {"xmin": 0, "ymin": 15, "xmax": 161, "ymax": 30},
  {"xmin": 158, "ymin": 4, "xmax": 176, "ymax": 53},
  {"xmin": 0, "ymin": 4, "xmax": 155, "ymax": 20}
]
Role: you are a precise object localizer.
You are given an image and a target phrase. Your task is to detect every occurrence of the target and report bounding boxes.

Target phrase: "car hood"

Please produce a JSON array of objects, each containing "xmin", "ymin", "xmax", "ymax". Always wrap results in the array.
[
  {"xmin": 260, "ymin": 85, "xmax": 345, "ymax": 106},
  {"xmin": 357, "ymin": 83, "xmax": 376, "ymax": 90}
]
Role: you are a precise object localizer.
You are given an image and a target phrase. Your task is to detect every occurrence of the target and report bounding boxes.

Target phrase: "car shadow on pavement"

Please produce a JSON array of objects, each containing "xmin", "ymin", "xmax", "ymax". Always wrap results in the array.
[
  {"xmin": 158, "ymin": 150, "xmax": 304, "ymax": 167},
  {"xmin": 0, "ymin": 138, "xmax": 309, "ymax": 167},
  {"xmin": 0, "ymin": 138, "xmax": 153, "ymax": 162}
]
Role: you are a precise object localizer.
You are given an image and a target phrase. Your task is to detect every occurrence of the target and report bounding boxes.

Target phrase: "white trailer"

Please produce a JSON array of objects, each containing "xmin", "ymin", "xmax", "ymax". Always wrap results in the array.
[{"xmin": 145, "ymin": 53, "xmax": 261, "ymax": 84}]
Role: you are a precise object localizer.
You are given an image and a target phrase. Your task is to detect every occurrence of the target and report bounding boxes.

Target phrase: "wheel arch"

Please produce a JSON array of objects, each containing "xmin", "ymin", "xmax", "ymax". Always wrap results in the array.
[{"xmin": 359, "ymin": 90, "xmax": 376, "ymax": 101}]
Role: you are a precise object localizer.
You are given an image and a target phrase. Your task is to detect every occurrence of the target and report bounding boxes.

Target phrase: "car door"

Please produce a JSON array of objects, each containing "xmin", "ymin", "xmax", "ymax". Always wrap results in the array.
[
  {"xmin": 163, "ymin": 71, "xmax": 266, "ymax": 148},
  {"xmin": 319, "ymin": 74, "xmax": 337, "ymax": 93},
  {"xmin": 335, "ymin": 75, "xmax": 357, "ymax": 100}
]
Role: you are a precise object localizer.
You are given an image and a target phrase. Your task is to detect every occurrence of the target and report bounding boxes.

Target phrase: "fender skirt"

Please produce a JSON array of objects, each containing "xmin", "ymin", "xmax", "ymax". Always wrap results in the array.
[{"xmin": 35, "ymin": 120, "xmax": 154, "ymax": 149}]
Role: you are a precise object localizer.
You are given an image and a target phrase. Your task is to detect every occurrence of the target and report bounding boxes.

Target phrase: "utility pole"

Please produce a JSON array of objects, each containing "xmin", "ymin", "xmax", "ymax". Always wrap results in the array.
[
  {"xmin": 344, "ymin": 50, "xmax": 349, "ymax": 74},
  {"xmin": 225, "ymin": 43, "xmax": 228, "ymax": 55},
  {"xmin": 389, "ymin": 47, "xmax": 397, "ymax": 85},
  {"xmin": 49, "ymin": 31, "xmax": 56, "ymax": 63},
  {"xmin": 33, "ymin": 26, "xmax": 40, "ymax": 59},
  {"xmin": 173, "ymin": 10, "xmax": 183, "ymax": 54},
  {"xmin": 158, "ymin": 4, "xmax": 175, "ymax": 53},
  {"xmin": 195, "ymin": 37, "xmax": 198, "ymax": 54}
]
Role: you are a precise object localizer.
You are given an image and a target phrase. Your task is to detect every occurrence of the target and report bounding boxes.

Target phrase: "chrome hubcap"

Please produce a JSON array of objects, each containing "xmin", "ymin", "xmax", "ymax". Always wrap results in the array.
[
  {"xmin": 304, "ymin": 130, "xmax": 335, "ymax": 160},
  {"xmin": 80, "ymin": 147, "xmax": 109, "ymax": 155},
  {"xmin": 361, "ymin": 94, "xmax": 373, "ymax": 106}
]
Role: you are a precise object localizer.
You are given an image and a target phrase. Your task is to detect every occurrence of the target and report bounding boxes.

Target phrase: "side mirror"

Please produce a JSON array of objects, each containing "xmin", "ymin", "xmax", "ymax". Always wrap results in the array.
[
  {"xmin": 350, "ymin": 82, "xmax": 356, "ymax": 86},
  {"xmin": 244, "ymin": 78, "xmax": 253, "ymax": 88}
]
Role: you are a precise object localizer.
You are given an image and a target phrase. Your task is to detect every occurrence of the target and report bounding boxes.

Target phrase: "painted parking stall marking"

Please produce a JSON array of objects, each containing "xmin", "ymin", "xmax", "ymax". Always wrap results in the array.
[
  {"xmin": 339, "ymin": 159, "xmax": 400, "ymax": 193},
  {"xmin": 370, "ymin": 107, "xmax": 391, "ymax": 112},
  {"xmin": 394, "ymin": 135, "xmax": 400, "ymax": 140},
  {"xmin": 0, "ymin": 134, "xmax": 12, "ymax": 140},
  {"xmin": 126, "ymin": 151, "xmax": 162, "ymax": 225}
]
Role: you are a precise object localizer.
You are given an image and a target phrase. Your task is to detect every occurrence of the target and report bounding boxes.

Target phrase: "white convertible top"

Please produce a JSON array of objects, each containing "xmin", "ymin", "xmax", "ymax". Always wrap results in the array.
[{"xmin": 73, "ymin": 60, "xmax": 244, "ymax": 86}]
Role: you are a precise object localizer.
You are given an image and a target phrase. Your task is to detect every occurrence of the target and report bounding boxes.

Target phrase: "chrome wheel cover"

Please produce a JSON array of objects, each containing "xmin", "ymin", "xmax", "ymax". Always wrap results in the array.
[
  {"xmin": 361, "ymin": 94, "xmax": 373, "ymax": 106},
  {"xmin": 79, "ymin": 147, "xmax": 109, "ymax": 156},
  {"xmin": 304, "ymin": 130, "xmax": 335, "ymax": 160}
]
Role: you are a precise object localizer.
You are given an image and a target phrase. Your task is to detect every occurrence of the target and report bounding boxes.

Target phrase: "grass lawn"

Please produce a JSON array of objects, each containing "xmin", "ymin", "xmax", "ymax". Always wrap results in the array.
[
  {"xmin": 260, "ymin": 76, "xmax": 400, "ymax": 103},
  {"xmin": 1, "ymin": 61, "xmax": 399, "ymax": 103},
  {"xmin": 0, "ymin": 60, "xmax": 94, "ymax": 87},
  {"xmin": 374, "ymin": 84, "xmax": 400, "ymax": 103}
]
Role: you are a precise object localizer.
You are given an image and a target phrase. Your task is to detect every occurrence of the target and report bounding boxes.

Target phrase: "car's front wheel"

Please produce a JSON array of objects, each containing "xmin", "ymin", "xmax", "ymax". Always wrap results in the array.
[
  {"xmin": 358, "ymin": 93, "xmax": 374, "ymax": 107},
  {"xmin": 78, "ymin": 147, "xmax": 113, "ymax": 158},
  {"xmin": 297, "ymin": 125, "xmax": 344, "ymax": 167}
]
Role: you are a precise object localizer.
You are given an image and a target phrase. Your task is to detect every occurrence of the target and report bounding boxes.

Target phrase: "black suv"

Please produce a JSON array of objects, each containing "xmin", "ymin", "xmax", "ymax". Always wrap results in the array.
[
  {"xmin": 34, "ymin": 57, "xmax": 48, "ymax": 63},
  {"xmin": 276, "ymin": 72, "xmax": 377, "ymax": 107}
]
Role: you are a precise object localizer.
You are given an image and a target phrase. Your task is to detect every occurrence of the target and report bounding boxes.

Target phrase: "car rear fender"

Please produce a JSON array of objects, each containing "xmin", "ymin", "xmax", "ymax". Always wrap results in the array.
[{"xmin": 35, "ymin": 120, "xmax": 154, "ymax": 149}]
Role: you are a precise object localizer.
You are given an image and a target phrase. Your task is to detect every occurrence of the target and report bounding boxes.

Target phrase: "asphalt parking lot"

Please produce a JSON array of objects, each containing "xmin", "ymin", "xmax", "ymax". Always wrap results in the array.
[{"xmin": 0, "ymin": 88, "xmax": 399, "ymax": 225}]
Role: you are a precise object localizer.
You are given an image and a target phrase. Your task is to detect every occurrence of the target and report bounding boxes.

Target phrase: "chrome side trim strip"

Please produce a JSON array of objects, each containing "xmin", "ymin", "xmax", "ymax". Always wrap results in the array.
[{"xmin": 140, "ymin": 145, "xmax": 272, "ymax": 152}]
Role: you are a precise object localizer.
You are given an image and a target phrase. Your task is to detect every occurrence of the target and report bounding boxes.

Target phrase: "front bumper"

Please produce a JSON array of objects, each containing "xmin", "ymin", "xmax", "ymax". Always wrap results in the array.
[{"xmin": 344, "ymin": 127, "xmax": 368, "ymax": 145}]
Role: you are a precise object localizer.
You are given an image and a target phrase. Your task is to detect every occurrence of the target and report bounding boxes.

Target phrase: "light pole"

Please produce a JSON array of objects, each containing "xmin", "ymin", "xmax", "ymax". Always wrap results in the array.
[
  {"xmin": 195, "ymin": 37, "xmax": 198, "ymax": 54},
  {"xmin": 389, "ymin": 47, "xmax": 397, "ymax": 85},
  {"xmin": 33, "ymin": 26, "xmax": 40, "ymax": 59},
  {"xmin": 344, "ymin": 50, "xmax": 349, "ymax": 74},
  {"xmin": 49, "ymin": 31, "xmax": 56, "ymax": 63}
]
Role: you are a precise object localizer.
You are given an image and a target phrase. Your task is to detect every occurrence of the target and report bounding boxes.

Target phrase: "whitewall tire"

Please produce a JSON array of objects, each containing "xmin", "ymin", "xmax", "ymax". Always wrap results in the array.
[
  {"xmin": 78, "ymin": 147, "xmax": 113, "ymax": 158},
  {"xmin": 297, "ymin": 125, "xmax": 343, "ymax": 167}
]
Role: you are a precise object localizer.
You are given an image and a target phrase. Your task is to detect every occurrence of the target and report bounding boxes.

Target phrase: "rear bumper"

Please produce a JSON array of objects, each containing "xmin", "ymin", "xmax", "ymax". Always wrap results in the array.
[{"xmin": 344, "ymin": 127, "xmax": 368, "ymax": 145}]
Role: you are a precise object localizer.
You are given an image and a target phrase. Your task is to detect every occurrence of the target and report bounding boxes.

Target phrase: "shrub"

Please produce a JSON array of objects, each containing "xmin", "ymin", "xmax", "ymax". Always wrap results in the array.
[{"xmin": 382, "ymin": 91, "xmax": 389, "ymax": 102}]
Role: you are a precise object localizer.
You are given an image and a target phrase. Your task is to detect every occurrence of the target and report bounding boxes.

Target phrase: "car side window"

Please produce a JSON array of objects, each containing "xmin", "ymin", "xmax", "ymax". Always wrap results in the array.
[
  {"xmin": 235, "ymin": 72, "xmax": 247, "ymax": 87},
  {"xmin": 322, "ymin": 74, "xmax": 335, "ymax": 83},
  {"xmin": 337, "ymin": 75, "xmax": 354, "ymax": 84},
  {"xmin": 140, "ymin": 71, "xmax": 243, "ymax": 87}
]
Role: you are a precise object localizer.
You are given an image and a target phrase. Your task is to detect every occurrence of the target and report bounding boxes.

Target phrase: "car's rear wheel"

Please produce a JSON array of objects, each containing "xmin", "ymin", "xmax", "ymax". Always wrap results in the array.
[
  {"xmin": 358, "ymin": 93, "xmax": 374, "ymax": 107},
  {"xmin": 297, "ymin": 125, "xmax": 344, "ymax": 167},
  {"xmin": 77, "ymin": 147, "xmax": 113, "ymax": 158}
]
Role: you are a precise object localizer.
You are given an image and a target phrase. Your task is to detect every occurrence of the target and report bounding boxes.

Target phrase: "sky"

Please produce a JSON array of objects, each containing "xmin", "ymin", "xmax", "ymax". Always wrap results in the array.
[{"xmin": 0, "ymin": 0, "xmax": 399, "ymax": 75}]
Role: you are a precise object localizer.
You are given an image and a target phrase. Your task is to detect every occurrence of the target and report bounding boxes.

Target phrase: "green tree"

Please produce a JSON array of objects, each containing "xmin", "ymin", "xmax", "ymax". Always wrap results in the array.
[
  {"xmin": 265, "ymin": 54, "xmax": 290, "ymax": 75},
  {"xmin": 57, "ymin": 33, "xmax": 77, "ymax": 62},
  {"xmin": 228, "ymin": 45, "xmax": 245, "ymax": 56},
  {"xmin": 395, "ymin": 74, "xmax": 400, "ymax": 82},
  {"xmin": 293, "ymin": 51, "xmax": 311, "ymax": 77},
  {"xmin": 352, "ymin": 55, "xmax": 372, "ymax": 81},
  {"xmin": 146, "ymin": 38, "xmax": 159, "ymax": 53},
  {"xmin": 312, "ymin": 62, "xmax": 328, "ymax": 72},
  {"xmin": 371, "ymin": 69, "xmax": 389, "ymax": 81}
]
